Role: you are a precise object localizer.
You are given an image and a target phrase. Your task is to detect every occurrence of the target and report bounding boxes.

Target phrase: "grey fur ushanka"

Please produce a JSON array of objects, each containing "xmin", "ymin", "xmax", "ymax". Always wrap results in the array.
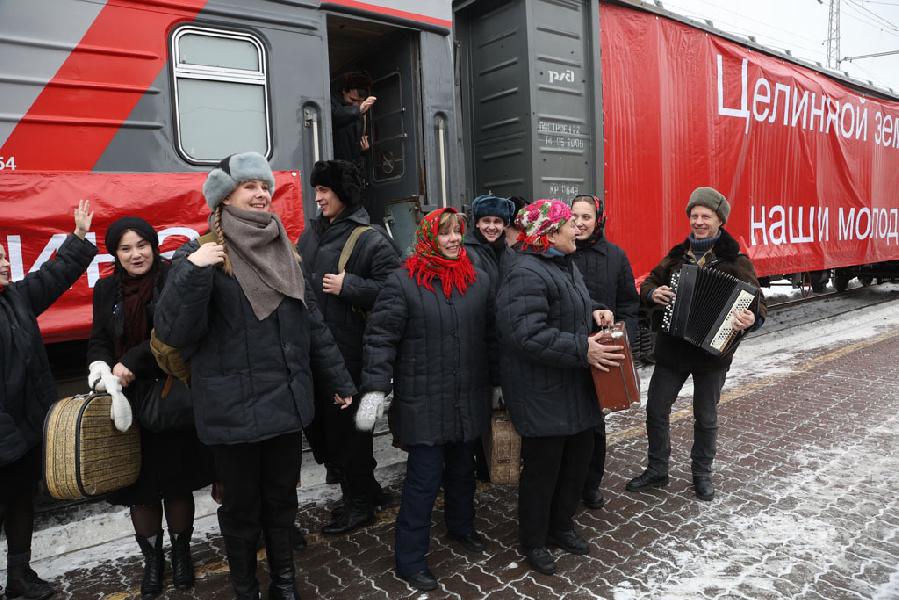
[
  {"xmin": 361, "ymin": 267, "xmax": 496, "ymax": 447},
  {"xmin": 496, "ymin": 250, "xmax": 602, "ymax": 438},
  {"xmin": 153, "ymin": 239, "xmax": 356, "ymax": 446}
]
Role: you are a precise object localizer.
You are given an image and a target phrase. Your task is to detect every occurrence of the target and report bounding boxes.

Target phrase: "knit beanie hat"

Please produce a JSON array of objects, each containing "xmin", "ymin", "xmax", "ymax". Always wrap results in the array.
[
  {"xmin": 203, "ymin": 152, "xmax": 276, "ymax": 212},
  {"xmin": 105, "ymin": 216, "xmax": 158, "ymax": 256},
  {"xmin": 686, "ymin": 186, "xmax": 730, "ymax": 224},
  {"xmin": 310, "ymin": 160, "xmax": 363, "ymax": 208},
  {"xmin": 471, "ymin": 194, "xmax": 516, "ymax": 225},
  {"xmin": 515, "ymin": 199, "xmax": 572, "ymax": 252}
]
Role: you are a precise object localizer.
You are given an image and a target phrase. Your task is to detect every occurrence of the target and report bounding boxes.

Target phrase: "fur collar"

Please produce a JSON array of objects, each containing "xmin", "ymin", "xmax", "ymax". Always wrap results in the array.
[{"xmin": 666, "ymin": 227, "xmax": 741, "ymax": 261}]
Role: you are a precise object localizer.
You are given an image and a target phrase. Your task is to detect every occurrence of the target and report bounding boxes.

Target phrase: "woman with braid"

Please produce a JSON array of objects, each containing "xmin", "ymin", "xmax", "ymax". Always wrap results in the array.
[{"xmin": 154, "ymin": 152, "xmax": 355, "ymax": 600}]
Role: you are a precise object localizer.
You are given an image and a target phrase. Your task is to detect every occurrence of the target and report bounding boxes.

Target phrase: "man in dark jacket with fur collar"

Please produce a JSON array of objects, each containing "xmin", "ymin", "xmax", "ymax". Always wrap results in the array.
[
  {"xmin": 297, "ymin": 160, "xmax": 400, "ymax": 534},
  {"xmin": 626, "ymin": 187, "xmax": 766, "ymax": 501}
]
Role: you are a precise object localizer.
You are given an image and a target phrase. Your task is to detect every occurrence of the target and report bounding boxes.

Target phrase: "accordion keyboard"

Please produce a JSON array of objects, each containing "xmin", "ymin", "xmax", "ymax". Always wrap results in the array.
[{"xmin": 709, "ymin": 289, "xmax": 756, "ymax": 352}]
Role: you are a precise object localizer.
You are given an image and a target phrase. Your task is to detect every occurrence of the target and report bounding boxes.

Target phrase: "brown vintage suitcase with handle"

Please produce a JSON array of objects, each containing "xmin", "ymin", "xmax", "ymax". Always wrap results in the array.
[
  {"xmin": 483, "ymin": 410, "xmax": 521, "ymax": 485},
  {"xmin": 590, "ymin": 322, "xmax": 641, "ymax": 413},
  {"xmin": 43, "ymin": 392, "xmax": 141, "ymax": 499}
]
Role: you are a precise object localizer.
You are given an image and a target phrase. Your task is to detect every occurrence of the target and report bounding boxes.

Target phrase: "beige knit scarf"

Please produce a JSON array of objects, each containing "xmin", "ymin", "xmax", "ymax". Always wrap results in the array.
[{"xmin": 221, "ymin": 206, "xmax": 305, "ymax": 320}]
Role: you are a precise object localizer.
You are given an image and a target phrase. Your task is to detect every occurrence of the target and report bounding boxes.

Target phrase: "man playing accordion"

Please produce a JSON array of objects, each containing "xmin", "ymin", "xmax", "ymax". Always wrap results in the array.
[{"xmin": 626, "ymin": 187, "xmax": 766, "ymax": 501}]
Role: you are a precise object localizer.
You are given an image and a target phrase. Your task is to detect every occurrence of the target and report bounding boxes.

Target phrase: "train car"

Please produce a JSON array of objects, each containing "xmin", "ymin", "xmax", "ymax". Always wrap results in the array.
[
  {"xmin": 0, "ymin": 0, "xmax": 463, "ymax": 384},
  {"xmin": 454, "ymin": 0, "xmax": 899, "ymax": 293}
]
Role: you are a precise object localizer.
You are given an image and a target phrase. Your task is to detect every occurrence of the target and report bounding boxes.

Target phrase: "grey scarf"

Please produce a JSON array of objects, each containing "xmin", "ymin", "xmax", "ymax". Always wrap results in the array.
[{"xmin": 221, "ymin": 206, "xmax": 305, "ymax": 320}]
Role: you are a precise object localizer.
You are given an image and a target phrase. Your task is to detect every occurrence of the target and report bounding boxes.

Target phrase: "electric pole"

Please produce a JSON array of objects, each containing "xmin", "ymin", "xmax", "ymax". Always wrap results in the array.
[{"xmin": 826, "ymin": 0, "xmax": 841, "ymax": 69}]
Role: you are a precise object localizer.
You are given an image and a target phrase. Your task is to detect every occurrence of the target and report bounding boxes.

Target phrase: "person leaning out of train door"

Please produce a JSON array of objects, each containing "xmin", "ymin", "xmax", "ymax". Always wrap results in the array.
[
  {"xmin": 0, "ymin": 201, "xmax": 97, "ymax": 600},
  {"xmin": 86, "ymin": 217, "xmax": 213, "ymax": 599},
  {"xmin": 625, "ymin": 187, "xmax": 766, "ymax": 501},
  {"xmin": 296, "ymin": 159, "xmax": 400, "ymax": 535},
  {"xmin": 355, "ymin": 207, "xmax": 497, "ymax": 592},
  {"xmin": 153, "ymin": 152, "xmax": 356, "ymax": 600},
  {"xmin": 570, "ymin": 194, "xmax": 639, "ymax": 511},
  {"xmin": 496, "ymin": 199, "xmax": 624, "ymax": 577}
]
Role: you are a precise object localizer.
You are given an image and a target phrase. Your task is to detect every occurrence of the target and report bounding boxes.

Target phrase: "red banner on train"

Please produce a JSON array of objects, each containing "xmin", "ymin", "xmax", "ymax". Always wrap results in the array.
[
  {"xmin": 0, "ymin": 171, "xmax": 304, "ymax": 343},
  {"xmin": 600, "ymin": 4, "xmax": 899, "ymax": 280}
]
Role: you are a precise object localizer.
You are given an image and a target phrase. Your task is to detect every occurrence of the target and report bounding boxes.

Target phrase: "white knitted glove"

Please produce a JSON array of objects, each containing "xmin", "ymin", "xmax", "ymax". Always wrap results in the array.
[
  {"xmin": 88, "ymin": 360, "xmax": 112, "ymax": 392},
  {"xmin": 102, "ymin": 372, "xmax": 133, "ymax": 433},
  {"xmin": 491, "ymin": 386, "xmax": 504, "ymax": 410},
  {"xmin": 355, "ymin": 391, "xmax": 386, "ymax": 432}
]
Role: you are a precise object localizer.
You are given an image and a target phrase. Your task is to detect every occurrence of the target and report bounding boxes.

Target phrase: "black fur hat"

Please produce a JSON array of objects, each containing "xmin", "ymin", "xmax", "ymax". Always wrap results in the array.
[{"xmin": 310, "ymin": 160, "xmax": 363, "ymax": 208}]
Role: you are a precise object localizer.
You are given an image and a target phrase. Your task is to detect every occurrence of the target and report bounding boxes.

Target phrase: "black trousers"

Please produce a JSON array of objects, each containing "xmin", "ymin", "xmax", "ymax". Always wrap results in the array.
[
  {"xmin": 583, "ymin": 416, "xmax": 606, "ymax": 491},
  {"xmin": 211, "ymin": 432, "xmax": 302, "ymax": 542},
  {"xmin": 646, "ymin": 364, "xmax": 728, "ymax": 477},
  {"xmin": 394, "ymin": 441, "xmax": 476, "ymax": 576},
  {"xmin": 316, "ymin": 394, "xmax": 380, "ymax": 506},
  {"xmin": 518, "ymin": 429, "xmax": 594, "ymax": 550}
]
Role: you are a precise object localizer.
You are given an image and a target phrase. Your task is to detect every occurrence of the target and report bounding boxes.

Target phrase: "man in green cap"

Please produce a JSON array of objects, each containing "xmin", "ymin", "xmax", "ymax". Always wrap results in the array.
[{"xmin": 625, "ymin": 186, "xmax": 766, "ymax": 501}]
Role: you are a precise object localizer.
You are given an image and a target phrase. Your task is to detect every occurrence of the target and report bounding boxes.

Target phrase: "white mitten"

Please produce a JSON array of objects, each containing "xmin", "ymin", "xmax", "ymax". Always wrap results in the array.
[
  {"xmin": 102, "ymin": 372, "xmax": 133, "ymax": 433},
  {"xmin": 491, "ymin": 386, "xmax": 504, "ymax": 411},
  {"xmin": 355, "ymin": 391, "xmax": 386, "ymax": 432},
  {"xmin": 88, "ymin": 360, "xmax": 112, "ymax": 392}
]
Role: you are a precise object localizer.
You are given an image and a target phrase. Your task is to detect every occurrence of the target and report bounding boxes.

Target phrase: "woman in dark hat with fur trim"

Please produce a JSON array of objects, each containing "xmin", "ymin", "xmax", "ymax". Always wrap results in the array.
[
  {"xmin": 0, "ymin": 201, "xmax": 96, "ymax": 600},
  {"xmin": 356, "ymin": 207, "xmax": 496, "ymax": 592},
  {"xmin": 463, "ymin": 194, "xmax": 516, "ymax": 289},
  {"xmin": 297, "ymin": 159, "xmax": 400, "ymax": 535},
  {"xmin": 87, "ymin": 216, "xmax": 212, "ymax": 599},
  {"xmin": 154, "ymin": 152, "xmax": 356, "ymax": 600}
]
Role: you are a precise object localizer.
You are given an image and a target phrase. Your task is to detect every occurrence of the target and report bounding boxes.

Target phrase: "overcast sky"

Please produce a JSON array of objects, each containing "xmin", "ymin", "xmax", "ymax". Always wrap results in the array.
[{"xmin": 658, "ymin": 0, "xmax": 899, "ymax": 97}]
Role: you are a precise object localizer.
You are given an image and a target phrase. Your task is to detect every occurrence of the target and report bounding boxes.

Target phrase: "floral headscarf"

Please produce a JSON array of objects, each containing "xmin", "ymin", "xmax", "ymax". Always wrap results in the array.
[
  {"xmin": 405, "ymin": 207, "xmax": 477, "ymax": 298},
  {"xmin": 515, "ymin": 199, "xmax": 572, "ymax": 252}
]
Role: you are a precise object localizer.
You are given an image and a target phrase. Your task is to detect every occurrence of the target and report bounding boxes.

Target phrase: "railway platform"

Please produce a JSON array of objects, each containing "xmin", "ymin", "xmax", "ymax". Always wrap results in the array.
[{"xmin": 10, "ymin": 287, "xmax": 899, "ymax": 600}]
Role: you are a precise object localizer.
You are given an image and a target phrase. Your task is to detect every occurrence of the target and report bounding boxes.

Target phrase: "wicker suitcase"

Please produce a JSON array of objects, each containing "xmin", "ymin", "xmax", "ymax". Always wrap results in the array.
[
  {"xmin": 590, "ymin": 322, "xmax": 641, "ymax": 413},
  {"xmin": 483, "ymin": 410, "xmax": 521, "ymax": 485},
  {"xmin": 43, "ymin": 393, "xmax": 141, "ymax": 499}
]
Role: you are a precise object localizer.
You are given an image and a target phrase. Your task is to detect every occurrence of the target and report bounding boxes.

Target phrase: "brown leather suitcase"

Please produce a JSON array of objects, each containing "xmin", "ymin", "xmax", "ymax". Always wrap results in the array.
[
  {"xmin": 483, "ymin": 410, "xmax": 521, "ymax": 485},
  {"xmin": 590, "ymin": 322, "xmax": 641, "ymax": 413},
  {"xmin": 43, "ymin": 392, "xmax": 141, "ymax": 499}
]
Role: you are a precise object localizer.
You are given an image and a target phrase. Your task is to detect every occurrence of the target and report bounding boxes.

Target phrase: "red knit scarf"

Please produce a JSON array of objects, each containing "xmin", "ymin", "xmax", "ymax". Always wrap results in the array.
[{"xmin": 405, "ymin": 207, "xmax": 477, "ymax": 298}]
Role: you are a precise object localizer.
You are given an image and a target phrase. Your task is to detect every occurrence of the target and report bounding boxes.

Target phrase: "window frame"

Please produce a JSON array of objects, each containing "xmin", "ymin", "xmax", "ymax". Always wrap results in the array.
[{"xmin": 170, "ymin": 25, "xmax": 272, "ymax": 165}]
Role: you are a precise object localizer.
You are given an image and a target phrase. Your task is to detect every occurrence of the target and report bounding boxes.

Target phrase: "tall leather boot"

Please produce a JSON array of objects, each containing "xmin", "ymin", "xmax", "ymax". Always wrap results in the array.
[
  {"xmin": 169, "ymin": 528, "xmax": 195, "ymax": 590},
  {"xmin": 222, "ymin": 535, "xmax": 260, "ymax": 600},
  {"xmin": 134, "ymin": 533, "xmax": 165, "ymax": 599},
  {"xmin": 263, "ymin": 528, "xmax": 300, "ymax": 600},
  {"xmin": 7, "ymin": 551, "xmax": 56, "ymax": 600}
]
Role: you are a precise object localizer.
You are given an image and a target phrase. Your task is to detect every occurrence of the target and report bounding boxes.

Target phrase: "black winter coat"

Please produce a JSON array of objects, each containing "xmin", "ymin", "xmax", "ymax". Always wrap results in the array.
[
  {"xmin": 86, "ymin": 262, "xmax": 170, "ymax": 381},
  {"xmin": 153, "ymin": 241, "xmax": 356, "ymax": 446},
  {"xmin": 463, "ymin": 230, "xmax": 512, "ymax": 290},
  {"xmin": 640, "ymin": 228, "xmax": 767, "ymax": 372},
  {"xmin": 331, "ymin": 93, "xmax": 364, "ymax": 165},
  {"xmin": 496, "ymin": 250, "xmax": 602, "ymax": 438},
  {"xmin": 361, "ymin": 268, "xmax": 495, "ymax": 447},
  {"xmin": 572, "ymin": 237, "xmax": 640, "ymax": 343},
  {"xmin": 296, "ymin": 206, "xmax": 400, "ymax": 383},
  {"xmin": 0, "ymin": 235, "xmax": 96, "ymax": 466}
]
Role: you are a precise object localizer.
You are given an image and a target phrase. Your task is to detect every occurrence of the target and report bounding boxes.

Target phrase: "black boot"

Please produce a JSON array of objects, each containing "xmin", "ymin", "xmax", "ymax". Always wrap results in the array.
[
  {"xmin": 321, "ymin": 499, "xmax": 373, "ymax": 535},
  {"xmin": 291, "ymin": 525, "xmax": 308, "ymax": 551},
  {"xmin": 5, "ymin": 555, "xmax": 56, "ymax": 600},
  {"xmin": 625, "ymin": 469, "xmax": 669, "ymax": 492},
  {"xmin": 693, "ymin": 476, "xmax": 715, "ymax": 501},
  {"xmin": 581, "ymin": 486, "xmax": 606, "ymax": 510},
  {"xmin": 134, "ymin": 534, "xmax": 164, "ymax": 599},
  {"xmin": 263, "ymin": 528, "xmax": 300, "ymax": 600},
  {"xmin": 222, "ymin": 535, "xmax": 261, "ymax": 600},
  {"xmin": 169, "ymin": 528, "xmax": 195, "ymax": 590}
]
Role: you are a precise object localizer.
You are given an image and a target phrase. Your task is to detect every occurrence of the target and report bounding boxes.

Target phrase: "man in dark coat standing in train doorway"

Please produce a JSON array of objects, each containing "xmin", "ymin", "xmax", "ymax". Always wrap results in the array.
[
  {"xmin": 297, "ymin": 159, "xmax": 400, "ymax": 534},
  {"xmin": 625, "ymin": 187, "xmax": 766, "ymax": 501},
  {"xmin": 331, "ymin": 72, "xmax": 376, "ymax": 171}
]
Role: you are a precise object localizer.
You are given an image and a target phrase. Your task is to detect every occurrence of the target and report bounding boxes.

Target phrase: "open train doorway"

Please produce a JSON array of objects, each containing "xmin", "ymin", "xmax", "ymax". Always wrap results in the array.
[{"xmin": 325, "ymin": 14, "xmax": 424, "ymax": 251}]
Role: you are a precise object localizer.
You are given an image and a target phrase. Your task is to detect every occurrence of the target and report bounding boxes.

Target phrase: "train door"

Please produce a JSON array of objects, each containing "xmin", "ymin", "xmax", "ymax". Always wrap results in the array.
[{"xmin": 324, "ymin": 15, "xmax": 424, "ymax": 249}]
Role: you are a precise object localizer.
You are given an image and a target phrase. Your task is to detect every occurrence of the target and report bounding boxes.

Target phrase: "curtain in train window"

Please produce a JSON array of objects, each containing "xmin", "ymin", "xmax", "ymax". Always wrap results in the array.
[{"xmin": 171, "ymin": 27, "xmax": 271, "ymax": 164}]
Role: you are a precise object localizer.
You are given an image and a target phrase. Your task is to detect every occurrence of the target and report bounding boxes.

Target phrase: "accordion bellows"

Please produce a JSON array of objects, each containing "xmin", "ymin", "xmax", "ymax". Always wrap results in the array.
[
  {"xmin": 44, "ymin": 393, "xmax": 141, "ymax": 499},
  {"xmin": 662, "ymin": 264, "xmax": 758, "ymax": 356}
]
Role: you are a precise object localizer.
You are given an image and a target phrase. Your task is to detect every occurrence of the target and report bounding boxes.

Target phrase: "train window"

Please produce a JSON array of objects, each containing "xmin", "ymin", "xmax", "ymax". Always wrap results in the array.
[
  {"xmin": 370, "ymin": 70, "xmax": 406, "ymax": 182},
  {"xmin": 171, "ymin": 27, "xmax": 270, "ymax": 164}
]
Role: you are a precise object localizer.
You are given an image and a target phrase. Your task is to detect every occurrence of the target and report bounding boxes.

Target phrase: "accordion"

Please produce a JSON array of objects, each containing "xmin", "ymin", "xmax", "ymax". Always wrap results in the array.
[{"xmin": 661, "ymin": 264, "xmax": 758, "ymax": 356}]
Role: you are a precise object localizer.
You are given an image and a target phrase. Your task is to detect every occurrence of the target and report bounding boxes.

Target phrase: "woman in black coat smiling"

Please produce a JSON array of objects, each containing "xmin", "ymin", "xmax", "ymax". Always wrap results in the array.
[
  {"xmin": 87, "ymin": 216, "xmax": 212, "ymax": 599},
  {"xmin": 356, "ymin": 207, "xmax": 496, "ymax": 592}
]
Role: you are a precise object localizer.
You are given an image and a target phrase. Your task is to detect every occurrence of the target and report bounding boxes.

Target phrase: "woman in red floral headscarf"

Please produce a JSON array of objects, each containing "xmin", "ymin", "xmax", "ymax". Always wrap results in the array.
[{"xmin": 357, "ymin": 207, "xmax": 498, "ymax": 592}]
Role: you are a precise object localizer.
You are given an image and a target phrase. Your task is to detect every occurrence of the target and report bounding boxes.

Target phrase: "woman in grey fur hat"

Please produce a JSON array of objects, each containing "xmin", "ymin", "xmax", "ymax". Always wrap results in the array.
[{"xmin": 154, "ymin": 152, "xmax": 356, "ymax": 600}]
